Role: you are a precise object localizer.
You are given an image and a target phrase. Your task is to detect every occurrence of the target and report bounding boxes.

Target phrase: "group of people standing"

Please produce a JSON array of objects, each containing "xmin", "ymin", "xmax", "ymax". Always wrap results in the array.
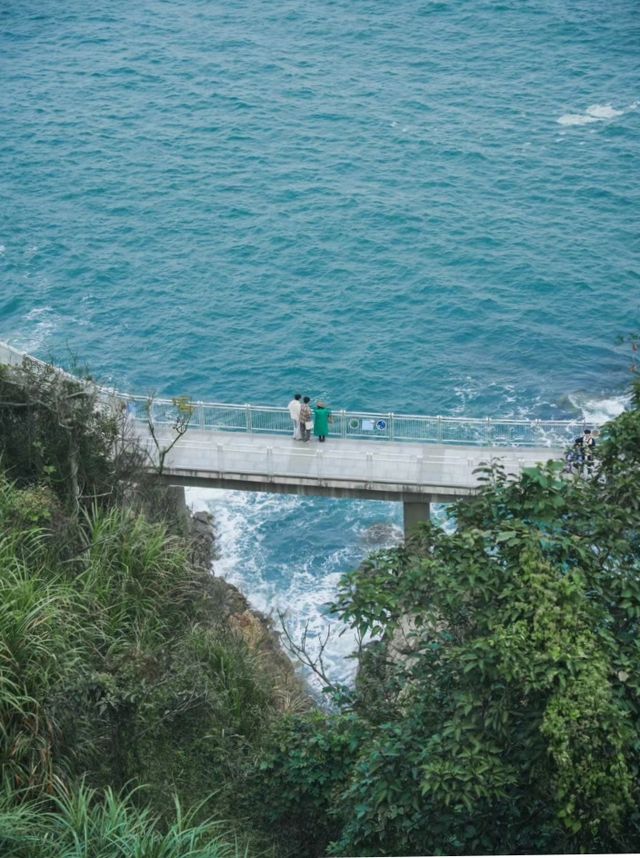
[
  {"xmin": 287, "ymin": 393, "xmax": 332, "ymax": 442},
  {"xmin": 565, "ymin": 427, "xmax": 598, "ymax": 474}
]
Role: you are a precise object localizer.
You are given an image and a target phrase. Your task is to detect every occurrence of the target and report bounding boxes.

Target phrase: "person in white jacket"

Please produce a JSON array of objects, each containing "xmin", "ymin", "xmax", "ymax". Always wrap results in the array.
[{"xmin": 287, "ymin": 393, "xmax": 302, "ymax": 440}]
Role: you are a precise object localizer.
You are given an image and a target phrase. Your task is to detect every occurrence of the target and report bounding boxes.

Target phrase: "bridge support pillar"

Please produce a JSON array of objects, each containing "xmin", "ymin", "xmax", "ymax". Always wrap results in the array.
[
  {"xmin": 403, "ymin": 498, "xmax": 431, "ymax": 539},
  {"xmin": 166, "ymin": 485, "xmax": 189, "ymax": 528}
]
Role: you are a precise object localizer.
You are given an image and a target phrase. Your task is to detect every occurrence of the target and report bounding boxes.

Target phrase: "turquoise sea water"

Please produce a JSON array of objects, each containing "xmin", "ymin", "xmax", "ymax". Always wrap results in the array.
[{"xmin": 2, "ymin": 0, "xmax": 639, "ymax": 680}]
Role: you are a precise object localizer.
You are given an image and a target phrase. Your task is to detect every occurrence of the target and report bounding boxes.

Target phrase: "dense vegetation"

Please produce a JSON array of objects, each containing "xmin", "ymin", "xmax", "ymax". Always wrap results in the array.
[
  {"xmin": 2, "ymin": 354, "xmax": 640, "ymax": 856},
  {"xmin": 0, "ymin": 359, "xmax": 306, "ymax": 856},
  {"xmin": 256, "ymin": 377, "xmax": 640, "ymax": 856}
]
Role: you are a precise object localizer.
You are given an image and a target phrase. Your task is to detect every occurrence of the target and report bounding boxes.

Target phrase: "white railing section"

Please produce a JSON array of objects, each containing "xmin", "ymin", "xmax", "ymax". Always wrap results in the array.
[
  {"xmin": 0, "ymin": 341, "xmax": 590, "ymax": 449},
  {"xmin": 125, "ymin": 395, "xmax": 587, "ymax": 448}
]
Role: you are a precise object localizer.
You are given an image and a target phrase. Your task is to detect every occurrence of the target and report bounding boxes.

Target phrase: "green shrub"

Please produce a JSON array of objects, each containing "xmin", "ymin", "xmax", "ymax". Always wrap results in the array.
[
  {"xmin": 0, "ymin": 359, "xmax": 143, "ymax": 512},
  {"xmin": 247, "ymin": 384, "xmax": 640, "ymax": 857},
  {"xmin": 0, "ymin": 781, "xmax": 250, "ymax": 858},
  {"xmin": 250, "ymin": 712, "xmax": 363, "ymax": 858}
]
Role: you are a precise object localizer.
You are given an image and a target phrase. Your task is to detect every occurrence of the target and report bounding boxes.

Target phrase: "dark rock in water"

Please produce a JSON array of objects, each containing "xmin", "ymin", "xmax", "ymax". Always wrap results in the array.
[
  {"xmin": 361, "ymin": 522, "xmax": 403, "ymax": 546},
  {"xmin": 189, "ymin": 509, "xmax": 216, "ymax": 570}
]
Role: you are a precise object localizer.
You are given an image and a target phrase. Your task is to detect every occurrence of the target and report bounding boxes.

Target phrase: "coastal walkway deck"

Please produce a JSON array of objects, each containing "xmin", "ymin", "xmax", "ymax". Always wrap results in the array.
[
  {"xmin": 0, "ymin": 340, "xmax": 581, "ymax": 534},
  {"xmin": 141, "ymin": 425, "xmax": 561, "ymax": 533}
]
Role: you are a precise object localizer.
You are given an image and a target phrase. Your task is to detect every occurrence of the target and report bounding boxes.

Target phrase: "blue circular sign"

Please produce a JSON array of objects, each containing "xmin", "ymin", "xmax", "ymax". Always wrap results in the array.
[{"xmin": 376, "ymin": 419, "xmax": 387, "ymax": 431}]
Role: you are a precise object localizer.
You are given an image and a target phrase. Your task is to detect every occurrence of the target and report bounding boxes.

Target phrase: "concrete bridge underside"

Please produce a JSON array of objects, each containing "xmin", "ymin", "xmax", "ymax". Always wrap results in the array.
[{"xmin": 144, "ymin": 426, "xmax": 561, "ymax": 537}]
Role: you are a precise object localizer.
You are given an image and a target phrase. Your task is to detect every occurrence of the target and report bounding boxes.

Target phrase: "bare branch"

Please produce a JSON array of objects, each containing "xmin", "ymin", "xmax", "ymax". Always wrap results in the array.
[
  {"xmin": 143, "ymin": 393, "xmax": 194, "ymax": 475},
  {"xmin": 277, "ymin": 611, "xmax": 340, "ymax": 694}
]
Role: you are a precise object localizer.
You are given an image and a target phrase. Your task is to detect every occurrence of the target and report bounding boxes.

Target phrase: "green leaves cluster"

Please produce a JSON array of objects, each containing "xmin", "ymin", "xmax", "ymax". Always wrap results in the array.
[
  {"xmin": 0, "ymin": 359, "xmax": 143, "ymax": 511},
  {"xmin": 257, "ymin": 386, "xmax": 640, "ymax": 857},
  {"xmin": 249, "ymin": 713, "xmax": 364, "ymax": 858}
]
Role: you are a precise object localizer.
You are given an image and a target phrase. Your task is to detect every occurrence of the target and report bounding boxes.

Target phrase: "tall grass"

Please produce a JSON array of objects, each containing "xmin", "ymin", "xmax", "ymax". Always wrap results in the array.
[
  {"xmin": 0, "ymin": 473, "xmax": 286, "ymax": 854},
  {"xmin": 0, "ymin": 781, "xmax": 250, "ymax": 858},
  {"xmin": 0, "ymin": 533, "xmax": 80, "ymax": 795},
  {"xmin": 74, "ymin": 505, "xmax": 195, "ymax": 649}
]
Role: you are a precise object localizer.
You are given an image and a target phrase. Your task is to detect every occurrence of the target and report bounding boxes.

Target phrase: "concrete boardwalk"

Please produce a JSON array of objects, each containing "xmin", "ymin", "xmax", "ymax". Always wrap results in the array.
[
  {"xmin": 141, "ymin": 424, "xmax": 561, "ymax": 504},
  {"xmin": 0, "ymin": 338, "xmax": 567, "ymax": 532}
]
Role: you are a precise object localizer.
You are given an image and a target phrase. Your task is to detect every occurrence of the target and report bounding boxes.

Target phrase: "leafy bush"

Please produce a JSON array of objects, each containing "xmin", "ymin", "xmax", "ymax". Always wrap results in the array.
[
  {"xmin": 250, "ymin": 712, "xmax": 364, "ymax": 857},
  {"xmin": 0, "ymin": 359, "xmax": 142, "ymax": 511},
  {"xmin": 251, "ymin": 385, "xmax": 640, "ymax": 857}
]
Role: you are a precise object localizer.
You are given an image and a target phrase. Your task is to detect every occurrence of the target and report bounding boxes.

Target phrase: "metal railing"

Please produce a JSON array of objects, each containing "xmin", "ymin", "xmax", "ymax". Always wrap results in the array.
[
  {"xmin": 125, "ymin": 395, "xmax": 588, "ymax": 448},
  {"xmin": 0, "ymin": 340, "xmax": 591, "ymax": 449}
]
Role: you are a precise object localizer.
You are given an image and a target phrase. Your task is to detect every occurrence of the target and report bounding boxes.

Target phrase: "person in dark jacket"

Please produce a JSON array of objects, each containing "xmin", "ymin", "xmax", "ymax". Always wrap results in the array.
[{"xmin": 582, "ymin": 428, "xmax": 596, "ymax": 470}]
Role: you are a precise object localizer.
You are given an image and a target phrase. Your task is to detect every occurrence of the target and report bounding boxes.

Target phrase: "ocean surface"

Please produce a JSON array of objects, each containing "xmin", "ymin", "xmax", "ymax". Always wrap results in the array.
[{"xmin": 2, "ymin": 0, "xmax": 638, "ymax": 682}]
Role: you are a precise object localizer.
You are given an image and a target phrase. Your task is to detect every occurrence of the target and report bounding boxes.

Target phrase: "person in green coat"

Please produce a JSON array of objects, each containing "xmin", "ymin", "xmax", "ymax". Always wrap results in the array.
[{"xmin": 314, "ymin": 401, "xmax": 332, "ymax": 442}]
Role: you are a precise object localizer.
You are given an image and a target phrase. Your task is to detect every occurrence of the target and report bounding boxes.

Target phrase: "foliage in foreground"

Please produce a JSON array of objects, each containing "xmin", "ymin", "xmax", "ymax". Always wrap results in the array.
[
  {"xmin": 0, "ymin": 781, "xmax": 247, "ymax": 858},
  {"xmin": 255, "ymin": 381, "xmax": 640, "ymax": 856},
  {"xmin": 0, "ymin": 358, "xmax": 304, "ymax": 856},
  {"xmin": 0, "ymin": 478, "xmax": 285, "ymax": 852}
]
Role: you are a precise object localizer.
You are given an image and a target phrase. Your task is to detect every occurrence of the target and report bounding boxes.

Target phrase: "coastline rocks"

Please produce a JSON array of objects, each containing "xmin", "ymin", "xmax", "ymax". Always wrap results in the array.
[
  {"xmin": 188, "ymin": 507, "xmax": 312, "ymax": 713},
  {"xmin": 360, "ymin": 522, "xmax": 403, "ymax": 546},
  {"xmin": 189, "ymin": 509, "xmax": 216, "ymax": 570}
]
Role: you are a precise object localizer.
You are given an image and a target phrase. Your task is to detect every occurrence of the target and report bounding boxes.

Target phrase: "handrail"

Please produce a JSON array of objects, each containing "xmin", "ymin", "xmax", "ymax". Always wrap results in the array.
[
  {"xmin": 128, "ymin": 398, "xmax": 587, "ymax": 448},
  {"xmin": 0, "ymin": 339, "xmax": 592, "ymax": 448}
]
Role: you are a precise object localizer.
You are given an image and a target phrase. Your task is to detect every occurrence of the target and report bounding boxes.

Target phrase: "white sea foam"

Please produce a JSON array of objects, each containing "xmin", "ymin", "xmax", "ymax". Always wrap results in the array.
[
  {"xmin": 568, "ymin": 392, "xmax": 629, "ymax": 426},
  {"xmin": 16, "ymin": 306, "xmax": 60, "ymax": 353},
  {"xmin": 557, "ymin": 103, "xmax": 624, "ymax": 126},
  {"xmin": 585, "ymin": 103, "xmax": 623, "ymax": 120},
  {"xmin": 557, "ymin": 113, "xmax": 600, "ymax": 127},
  {"xmin": 185, "ymin": 487, "xmax": 374, "ymax": 689}
]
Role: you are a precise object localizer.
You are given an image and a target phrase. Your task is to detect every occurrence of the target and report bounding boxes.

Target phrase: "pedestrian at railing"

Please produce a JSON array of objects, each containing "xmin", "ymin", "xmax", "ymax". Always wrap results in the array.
[
  {"xmin": 314, "ymin": 401, "xmax": 333, "ymax": 443},
  {"xmin": 563, "ymin": 428, "xmax": 599, "ymax": 476},
  {"xmin": 300, "ymin": 397, "xmax": 313, "ymax": 442},
  {"xmin": 287, "ymin": 393, "xmax": 302, "ymax": 440}
]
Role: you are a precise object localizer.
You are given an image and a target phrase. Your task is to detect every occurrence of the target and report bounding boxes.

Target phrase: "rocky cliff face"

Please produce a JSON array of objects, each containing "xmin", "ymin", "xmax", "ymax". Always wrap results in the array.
[{"xmin": 188, "ymin": 508, "xmax": 313, "ymax": 714}]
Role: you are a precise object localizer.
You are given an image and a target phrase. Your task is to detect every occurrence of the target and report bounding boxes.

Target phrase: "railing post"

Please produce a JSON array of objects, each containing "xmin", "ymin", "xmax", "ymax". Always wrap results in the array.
[
  {"xmin": 340, "ymin": 409, "xmax": 347, "ymax": 438},
  {"xmin": 389, "ymin": 412, "xmax": 394, "ymax": 440},
  {"xmin": 198, "ymin": 401, "xmax": 205, "ymax": 430},
  {"xmin": 366, "ymin": 452, "xmax": 373, "ymax": 483},
  {"xmin": 485, "ymin": 416, "xmax": 491, "ymax": 445},
  {"xmin": 245, "ymin": 404, "xmax": 252, "ymax": 434},
  {"xmin": 437, "ymin": 416, "xmax": 443, "ymax": 443}
]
